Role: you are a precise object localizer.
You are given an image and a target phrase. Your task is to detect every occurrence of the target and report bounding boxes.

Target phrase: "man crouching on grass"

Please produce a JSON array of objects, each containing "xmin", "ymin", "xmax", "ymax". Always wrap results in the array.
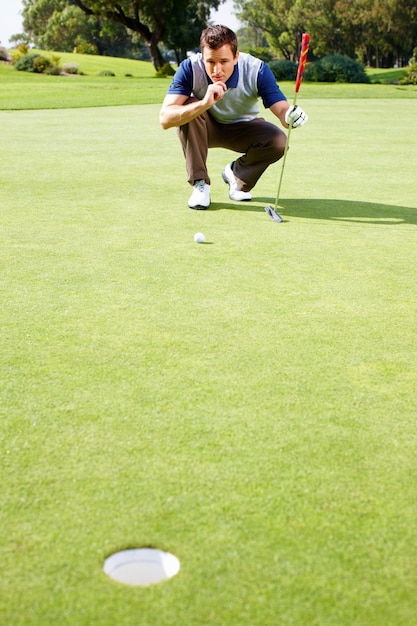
[{"xmin": 159, "ymin": 24, "xmax": 308, "ymax": 210}]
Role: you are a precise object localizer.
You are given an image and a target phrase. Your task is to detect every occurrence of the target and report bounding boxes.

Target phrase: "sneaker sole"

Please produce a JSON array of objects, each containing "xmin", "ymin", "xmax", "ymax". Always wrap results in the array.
[{"xmin": 221, "ymin": 169, "xmax": 230, "ymax": 186}]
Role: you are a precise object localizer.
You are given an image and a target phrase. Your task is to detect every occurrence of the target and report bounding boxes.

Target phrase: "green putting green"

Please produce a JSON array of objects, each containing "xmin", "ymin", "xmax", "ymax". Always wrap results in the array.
[{"xmin": 1, "ymin": 73, "xmax": 417, "ymax": 625}]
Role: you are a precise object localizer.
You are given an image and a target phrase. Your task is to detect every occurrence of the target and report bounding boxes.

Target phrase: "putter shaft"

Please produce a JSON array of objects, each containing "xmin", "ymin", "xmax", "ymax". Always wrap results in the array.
[{"xmin": 274, "ymin": 92, "xmax": 298, "ymax": 211}]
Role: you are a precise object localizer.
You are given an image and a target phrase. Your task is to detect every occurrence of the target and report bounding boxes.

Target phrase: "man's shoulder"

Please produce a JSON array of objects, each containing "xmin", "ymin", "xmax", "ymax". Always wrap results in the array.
[
  {"xmin": 178, "ymin": 56, "xmax": 193, "ymax": 72},
  {"xmin": 238, "ymin": 52, "xmax": 263, "ymax": 69},
  {"xmin": 167, "ymin": 57, "xmax": 194, "ymax": 95},
  {"xmin": 183, "ymin": 53, "xmax": 206, "ymax": 76},
  {"xmin": 188, "ymin": 52, "xmax": 203, "ymax": 64}
]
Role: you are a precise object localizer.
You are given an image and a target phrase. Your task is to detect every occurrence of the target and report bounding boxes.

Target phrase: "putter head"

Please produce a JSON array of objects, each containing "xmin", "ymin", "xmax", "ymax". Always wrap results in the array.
[{"xmin": 264, "ymin": 205, "xmax": 283, "ymax": 223}]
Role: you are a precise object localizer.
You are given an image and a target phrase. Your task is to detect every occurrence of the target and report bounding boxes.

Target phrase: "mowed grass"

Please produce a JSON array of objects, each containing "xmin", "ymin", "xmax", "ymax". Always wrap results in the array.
[
  {"xmin": 0, "ymin": 53, "xmax": 165, "ymax": 109},
  {"xmin": 1, "ymin": 50, "xmax": 416, "ymax": 110},
  {"xmin": 1, "ymin": 79, "xmax": 417, "ymax": 626}
]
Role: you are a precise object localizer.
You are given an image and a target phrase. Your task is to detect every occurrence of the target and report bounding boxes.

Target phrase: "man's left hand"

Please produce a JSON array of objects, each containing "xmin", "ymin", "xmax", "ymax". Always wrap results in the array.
[{"xmin": 285, "ymin": 105, "xmax": 308, "ymax": 127}]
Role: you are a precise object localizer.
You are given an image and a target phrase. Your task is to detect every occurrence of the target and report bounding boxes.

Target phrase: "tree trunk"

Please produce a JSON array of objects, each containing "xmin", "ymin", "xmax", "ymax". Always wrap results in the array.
[
  {"xmin": 146, "ymin": 35, "xmax": 166, "ymax": 71},
  {"xmin": 73, "ymin": 0, "xmax": 167, "ymax": 71}
]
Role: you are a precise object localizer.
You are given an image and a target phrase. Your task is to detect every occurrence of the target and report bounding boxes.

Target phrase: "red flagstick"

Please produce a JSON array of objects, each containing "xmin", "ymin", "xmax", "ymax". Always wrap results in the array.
[
  {"xmin": 295, "ymin": 33, "xmax": 310, "ymax": 94},
  {"xmin": 274, "ymin": 33, "xmax": 310, "ymax": 211}
]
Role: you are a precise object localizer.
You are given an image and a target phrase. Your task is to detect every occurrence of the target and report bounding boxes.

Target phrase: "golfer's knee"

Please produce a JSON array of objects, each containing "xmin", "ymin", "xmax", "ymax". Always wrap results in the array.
[{"xmin": 272, "ymin": 131, "xmax": 287, "ymax": 160}]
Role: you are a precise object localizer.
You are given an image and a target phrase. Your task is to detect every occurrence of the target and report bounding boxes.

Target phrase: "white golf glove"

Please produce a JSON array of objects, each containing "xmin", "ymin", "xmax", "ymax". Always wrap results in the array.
[{"xmin": 285, "ymin": 105, "xmax": 308, "ymax": 127}]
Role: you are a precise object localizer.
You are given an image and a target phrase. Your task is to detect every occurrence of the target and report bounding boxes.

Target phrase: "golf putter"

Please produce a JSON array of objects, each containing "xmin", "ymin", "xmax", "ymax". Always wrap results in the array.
[
  {"xmin": 264, "ymin": 204, "xmax": 283, "ymax": 222},
  {"xmin": 264, "ymin": 33, "xmax": 310, "ymax": 223}
]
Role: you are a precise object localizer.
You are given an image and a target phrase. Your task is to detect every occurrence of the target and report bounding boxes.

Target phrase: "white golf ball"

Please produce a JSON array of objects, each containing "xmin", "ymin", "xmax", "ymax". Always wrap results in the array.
[{"xmin": 194, "ymin": 232, "xmax": 205, "ymax": 243}]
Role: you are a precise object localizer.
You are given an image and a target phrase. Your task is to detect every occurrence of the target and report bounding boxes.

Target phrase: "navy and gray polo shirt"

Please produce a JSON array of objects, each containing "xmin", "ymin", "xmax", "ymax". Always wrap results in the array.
[{"xmin": 167, "ymin": 52, "xmax": 287, "ymax": 124}]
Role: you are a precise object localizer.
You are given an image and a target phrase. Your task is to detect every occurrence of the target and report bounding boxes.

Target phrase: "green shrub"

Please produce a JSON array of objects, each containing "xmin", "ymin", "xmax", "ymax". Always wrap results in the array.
[
  {"xmin": 15, "ymin": 53, "xmax": 51, "ymax": 73},
  {"xmin": 14, "ymin": 53, "xmax": 37, "ymax": 72},
  {"xmin": 248, "ymin": 47, "xmax": 274, "ymax": 62},
  {"xmin": 14, "ymin": 52, "xmax": 62, "ymax": 75},
  {"xmin": 50, "ymin": 54, "xmax": 61, "ymax": 67},
  {"xmin": 32, "ymin": 55, "xmax": 52, "ymax": 73},
  {"xmin": 155, "ymin": 63, "xmax": 175, "ymax": 78},
  {"xmin": 9, "ymin": 43, "xmax": 29, "ymax": 65},
  {"xmin": 305, "ymin": 54, "xmax": 370, "ymax": 83},
  {"xmin": 268, "ymin": 59, "xmax": 298, "ymax": 81},
  {"xmin": 74, "ymin": 42, "xmax": 98, "ymax": 55},
  {"xmin": 44, "ymin": 65, "xmax": 62, "ymax": 76},
  {"xmin": 400, "ymin": 62, "xmax": 417, "ymax": 85},
  {"xmin": 96, "ymin": 70, "xmax": 115, "ymax": 76}
]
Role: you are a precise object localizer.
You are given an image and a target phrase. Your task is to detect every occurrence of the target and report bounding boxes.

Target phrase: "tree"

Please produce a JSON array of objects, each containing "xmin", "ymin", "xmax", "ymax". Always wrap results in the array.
[
  {"xmin": 22, "ymin": 0, "xmax": 147, "ymax": 56},
  {"xmin": 235, "ymin": 24, "xmax": 269, "ymax": 53},
  {"xmin": 234, "ymin": 0, "xmax": 297, "ymax": 60},
  {"xmin": 71, "ymin": 0, "xmax": 223, "ymax": 69},
  {"xmin": 234, "ymin": 0, "xmax": 417, "ymax": 66},
  {"xmin": 234, "ymin": 0, "xmax": 351, "ymax": 59},
  {"xmin": 22, "ymin": 0, "xmax": 223, "ymax": 68},
  {"xmin": 32, "ymin": 5, "xmax": 102, "ymax": 53},
  {"xmin": 163, "ymin": 1, "xmax": 219, "ymax": 64}
]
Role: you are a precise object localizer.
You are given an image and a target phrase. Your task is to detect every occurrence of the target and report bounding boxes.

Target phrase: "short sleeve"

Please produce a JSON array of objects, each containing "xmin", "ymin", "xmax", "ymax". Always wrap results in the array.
[
  {"xmin": 257, "ymin": 62, "xmax": 287, "ymax": 109},
  {"xmin": 167, "ymin": 58, "xmax": 193, "ymax": 96}
]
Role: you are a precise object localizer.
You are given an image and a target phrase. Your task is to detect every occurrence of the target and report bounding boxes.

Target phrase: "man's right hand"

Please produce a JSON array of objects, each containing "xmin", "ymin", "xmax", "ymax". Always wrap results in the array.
[
  {"xmin": 203, "ymin": 82, "xmax": 227, "ymax": 107},
  {"xmin": 159, "ymin": 84, "xmax": 227, "ymax": 130}
]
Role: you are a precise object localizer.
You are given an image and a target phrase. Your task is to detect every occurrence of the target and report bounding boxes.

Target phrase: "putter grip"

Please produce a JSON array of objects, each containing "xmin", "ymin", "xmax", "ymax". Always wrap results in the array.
[{"xmin": 295, "ymin": 33, "xmax": 310, "ymax": 93}]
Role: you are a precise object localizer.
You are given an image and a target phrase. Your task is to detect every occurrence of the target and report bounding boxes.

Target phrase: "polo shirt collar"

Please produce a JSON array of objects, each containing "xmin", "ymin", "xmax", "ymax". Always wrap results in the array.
[
  {"xmin": 226, "ymin": 63, "xmax": 239, "ymax": 88},
  {"xmin": 205, "ymin": 62, "xmax": 239, "ymax": 88}
]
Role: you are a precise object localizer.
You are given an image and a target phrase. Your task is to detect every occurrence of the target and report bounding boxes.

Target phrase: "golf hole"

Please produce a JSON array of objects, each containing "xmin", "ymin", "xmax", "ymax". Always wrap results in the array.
[{"xmin": 103, "ymin": 548, "xmax": 180, "ymax": 586}]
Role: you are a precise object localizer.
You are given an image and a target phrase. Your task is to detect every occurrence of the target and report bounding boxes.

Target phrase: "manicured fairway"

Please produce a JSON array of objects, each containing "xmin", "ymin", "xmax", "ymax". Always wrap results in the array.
[{"xmin": 1, "ymin": 97, "xmax": 417, "ymax": 625}]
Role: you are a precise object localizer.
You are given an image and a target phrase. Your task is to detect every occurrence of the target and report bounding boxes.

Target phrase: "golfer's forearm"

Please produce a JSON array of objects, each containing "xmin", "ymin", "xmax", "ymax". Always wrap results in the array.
[
  {"xmin": 160, "ymin": 100, "xmax": 209, "ymax": 129},
  {"xmin": 269, "ymin": 101, "xmax": 290, "ymax": 128}
]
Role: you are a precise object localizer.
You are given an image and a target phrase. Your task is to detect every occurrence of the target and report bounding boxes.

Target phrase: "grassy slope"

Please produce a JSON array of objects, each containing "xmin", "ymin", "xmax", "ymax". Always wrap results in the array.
[
  {"xmin": 0, "ymin": 54, "xmax": 166, "ymax": 109},
  {"xmin": 1, "ymin": 54, "xmax": 417, "ymax": 625},
  {"xmin": 366, "ymin": 67, "xmax": 406, "ymax": 83},
  {"xmin": 0, "ymin": 52, "xmax": 416, "ymax": 110}
]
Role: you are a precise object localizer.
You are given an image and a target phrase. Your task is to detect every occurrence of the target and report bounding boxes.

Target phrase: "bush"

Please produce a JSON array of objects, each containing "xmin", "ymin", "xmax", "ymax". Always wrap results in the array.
[
  {"xmin": 74, "ymin": 42, "xmax": 98, "ymax": 55},
  {"xmin": 400, "ymin": 62, "xmax": 417, "ymax": 85},
  {"xmin": 268, "ymin": 59, "xmax": 298, "ymax": 81},
  {"xmin": 15, "ymin": 53, "xmax": 51, "ymax": 73},
  {"xmin": 44, "ymin": 65, "xmax": 62, "ymax": 76},
  {"xmin": 155, "ymin": 63, "xmax": 175, "ymax": 78},
  {"xmin": 9, "ymin": 43, "xmax": 29, "ymax": 66},
  {"xmin": 305, "ymin": 54, "xmax": 370, "ymax": 83},
  {"xmin": 14, "ymin": 53, "xmax": 36, "ymax": 71},
  {"xmin": 0, "ymin": 46, "xmax": 9, "ymax": 62},
  {"xmin": 96, "ymin": 70, "xmax": 115, "ymax": 76},
  {"xmin": 13, "ymin": 52, "xmax": 62, "ymax": 75},
  {"xmin": 32, "ymin": 55, "xmax": 52, "ymax": 73},
  {"xmin": 248, "ymin": 47, "xmax": 274, "ymax": 62},
  {"xmin": 62, "ymin": 62, "xmax": 79, "ymax": 75}
]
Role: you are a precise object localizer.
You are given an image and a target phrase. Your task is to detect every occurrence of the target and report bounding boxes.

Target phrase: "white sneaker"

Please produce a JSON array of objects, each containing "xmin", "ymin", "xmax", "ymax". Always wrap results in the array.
[
  {"xmin": 222, "ymin": 162, "xmax": 252, "ymax": 201},
  {"xmin": 188, "ymin": 180, "xmax": 210, "ymax": 209}
]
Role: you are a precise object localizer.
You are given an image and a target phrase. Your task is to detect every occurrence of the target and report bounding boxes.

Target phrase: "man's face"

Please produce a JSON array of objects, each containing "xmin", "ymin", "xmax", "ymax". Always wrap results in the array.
[{"xmin": 202, "ymin": 44, "xmax": 238, "ymax": 83}]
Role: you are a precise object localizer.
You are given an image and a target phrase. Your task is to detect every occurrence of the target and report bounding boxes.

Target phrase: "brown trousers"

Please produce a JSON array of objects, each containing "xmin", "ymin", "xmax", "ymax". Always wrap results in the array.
[{"xmin": 177, "ymin": 105, "xmax": 287, "ymax": 192}]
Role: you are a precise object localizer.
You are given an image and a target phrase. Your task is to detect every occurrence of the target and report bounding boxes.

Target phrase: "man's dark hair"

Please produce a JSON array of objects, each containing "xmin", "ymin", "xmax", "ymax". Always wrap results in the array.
[{"xmin": 200, "ymin": 25, "xmax": 238, "ymax": 57}]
